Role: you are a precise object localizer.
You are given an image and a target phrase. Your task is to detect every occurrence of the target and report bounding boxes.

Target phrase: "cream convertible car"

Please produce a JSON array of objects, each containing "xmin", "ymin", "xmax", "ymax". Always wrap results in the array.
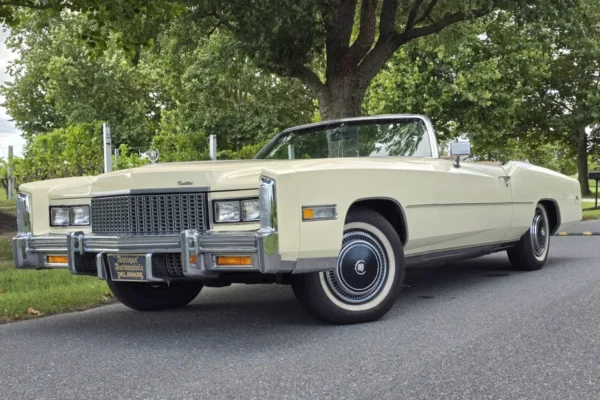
[{"xmin": 13, "ymin": 115, "xmax": 581, "ymax": 324}]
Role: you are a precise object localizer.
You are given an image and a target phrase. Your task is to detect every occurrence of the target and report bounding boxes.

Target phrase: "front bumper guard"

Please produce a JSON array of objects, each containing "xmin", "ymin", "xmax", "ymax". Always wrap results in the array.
[
  {"xmin": 14, "ymin": 229, "xmax": 291, "ymax": 280},
  {"xmin": 13, "ymin": 230, "xmax": 338, "ymax": 279}
]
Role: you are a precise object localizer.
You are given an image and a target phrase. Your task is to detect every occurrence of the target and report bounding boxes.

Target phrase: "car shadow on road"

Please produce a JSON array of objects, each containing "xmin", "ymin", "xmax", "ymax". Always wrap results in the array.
[{"xmin": 8, "ymin": 252, "xmax": 579, "ymax": 351}]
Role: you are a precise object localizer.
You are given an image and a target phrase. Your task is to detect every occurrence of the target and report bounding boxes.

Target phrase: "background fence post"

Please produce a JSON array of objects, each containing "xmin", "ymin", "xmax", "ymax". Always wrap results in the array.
[
  {"xmin": 103, "ymin": 123, "xmax": 112, "ymax": 173},
  {"xmin": 209, "ymin": 135, "xmax": 217, "ymax": 160},
  {"xmin": 114, "ymin": 148, "xmax": 120, "ymax": 170},
  {"xmin": 7, "ymin": 145, "xmax": 14, "ymax": 199}
]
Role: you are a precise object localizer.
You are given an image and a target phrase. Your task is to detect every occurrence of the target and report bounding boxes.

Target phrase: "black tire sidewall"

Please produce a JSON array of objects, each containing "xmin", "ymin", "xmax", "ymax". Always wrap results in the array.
[
  {"xmin": 508, "ymin": 203, "xmax": 550, "ymax": 271},
  {"xmin": 292, "ymin": 208, "xmax": 405, "ymax": 324}
]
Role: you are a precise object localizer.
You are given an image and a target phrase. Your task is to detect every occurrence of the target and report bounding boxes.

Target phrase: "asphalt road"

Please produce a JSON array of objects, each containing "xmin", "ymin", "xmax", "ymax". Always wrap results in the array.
[{"xmin": 2, "ymin": 235, "xmax": 600, "ymax": 400}]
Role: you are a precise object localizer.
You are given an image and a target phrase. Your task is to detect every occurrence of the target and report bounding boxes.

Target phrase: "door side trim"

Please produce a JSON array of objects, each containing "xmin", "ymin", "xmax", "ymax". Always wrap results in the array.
[{"xmin": 405, "ymin": 241, "xmax": 518, "ymax": 268}]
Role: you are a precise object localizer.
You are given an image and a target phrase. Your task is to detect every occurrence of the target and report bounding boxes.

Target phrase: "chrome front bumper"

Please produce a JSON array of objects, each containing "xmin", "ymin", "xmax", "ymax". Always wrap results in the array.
[{"xmin": 13, "ymin": 229, "xmax": 295, "ymax": 281}]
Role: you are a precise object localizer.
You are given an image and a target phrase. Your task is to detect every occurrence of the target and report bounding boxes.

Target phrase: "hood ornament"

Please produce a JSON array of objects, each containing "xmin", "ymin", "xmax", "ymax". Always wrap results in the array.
[{"xmin": 148, "ymin": 148, "xmax": 160, "ymax": 165}]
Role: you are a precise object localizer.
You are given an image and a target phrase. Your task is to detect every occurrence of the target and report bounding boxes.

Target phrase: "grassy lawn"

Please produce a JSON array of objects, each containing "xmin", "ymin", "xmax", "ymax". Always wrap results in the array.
[
  {"xmin": 584, "ymin": 179, "xmax": 600, "ymax": 199},
  {"xmin": 0, "ymin": 188, "xmax": 16, "ymax": 210},
  {"xmin": 582, "ymin": 205, "xmax": 600, "ymax": 221},
  {"xmin": 0, "ymin": 238, "xmax": 112, "ymax": 323}
]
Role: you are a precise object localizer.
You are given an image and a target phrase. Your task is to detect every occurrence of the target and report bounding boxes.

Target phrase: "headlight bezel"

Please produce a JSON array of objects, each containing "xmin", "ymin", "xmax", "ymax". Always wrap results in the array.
[
  {"xmin": 49, "ymin": 205, "xmax": 90, "ymax": 227},
  {"xmin": 212, "ymin": 198, "xmax": 260, "ymax": 224},
  {"xmin": 259, "ymin": 177, "xmax": 277, "ymax": 233},
  {"xmin": 16, "ymin": 193, "xmax": 33, "ymax": 234}
]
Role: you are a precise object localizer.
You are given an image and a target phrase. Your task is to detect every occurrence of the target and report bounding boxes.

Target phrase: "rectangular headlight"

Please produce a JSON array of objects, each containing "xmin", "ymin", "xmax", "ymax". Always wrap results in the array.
[
  {"xmin": 241, "ymin": 199, "xmax": 260, "ymax": 222},
  {"xmin": 50, "ymin": 207, "xmax": 70, "ymax": 226},
  {"xmin": 50, "ymin": 205, "xmax": 90, "ymax": 226},
  {"xmin": 214, "ymin": 201, "xmax": 241, "ymax": 223},
  {"xmin": 70, "ymin": 206, "xmax": 90, "ymax": 226}
]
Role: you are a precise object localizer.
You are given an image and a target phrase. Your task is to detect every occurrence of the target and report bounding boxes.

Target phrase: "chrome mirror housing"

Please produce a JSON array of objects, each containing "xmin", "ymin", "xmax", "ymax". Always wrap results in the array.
[{"xmin": 450, "ymin": 140, "xmax": 471, "ymax": 168}]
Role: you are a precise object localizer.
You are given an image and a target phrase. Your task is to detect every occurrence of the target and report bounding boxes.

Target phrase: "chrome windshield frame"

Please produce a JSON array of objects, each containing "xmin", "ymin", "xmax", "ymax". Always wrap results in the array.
[{"xmin": 254, "ymin": 114, "xmax": 440, "ymax": 160}]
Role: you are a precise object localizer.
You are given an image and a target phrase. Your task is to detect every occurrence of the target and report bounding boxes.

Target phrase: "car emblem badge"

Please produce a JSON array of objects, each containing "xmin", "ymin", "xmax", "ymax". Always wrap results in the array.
[
  {"xmin": 148, "ymin": 148, "xmax": 160, "ymax": 165},
  {"xmin": 355, "ymin": 260, "xmax": 366, "ymax": 275},
  {"xmin": 178, "ymin": 181, "xmax": 193, "ymax": 186}
]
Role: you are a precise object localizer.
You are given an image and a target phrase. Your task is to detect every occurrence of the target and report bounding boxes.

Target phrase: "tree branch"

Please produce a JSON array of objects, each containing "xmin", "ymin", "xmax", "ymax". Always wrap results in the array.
[
  {"xmin": 379, "ymin": 0, "xmax": 399, "ymax": 38},
  {"xmin": 326, "ymin": 0, "xmax": 358, "ymax": 51},
  {"xmin": 288, "ymin": 64, "xmax": 325, "ymax": 95},
  {"xmin": 345, "ymin": 0, "xmax": 378, "ymax": 66},
  {"xmin": 405, "ymin": 0, "xmax": 426, "ymax": 32},
  {"xmin": 325, "ymin": 0, "xmax": 358, "ymax": 74},
  {"xmin": 413, "ymin": 0, "xmax": 439, "ymax": 26},
  {"xmin": 358, "ymin": 2, "xmax": 500, "ymax": 91},
  {"xmin": 406, "ymin": 7, "xmax": 494, "ymax": 41}
]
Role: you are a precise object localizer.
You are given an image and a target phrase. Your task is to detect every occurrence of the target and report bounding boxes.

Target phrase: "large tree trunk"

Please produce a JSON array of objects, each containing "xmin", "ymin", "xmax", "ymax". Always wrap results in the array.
[
  {"xmin": 317, "ymin": 75, "xmax": 365, "ymax": 120},
  {"xmin": 577, "ymin": 124, "xmax": 592, "ymax": 197}
]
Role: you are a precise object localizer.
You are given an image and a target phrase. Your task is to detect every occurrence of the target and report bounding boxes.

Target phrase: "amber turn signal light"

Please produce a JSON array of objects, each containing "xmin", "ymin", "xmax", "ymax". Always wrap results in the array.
[
  {"xmin": 215, "ymin": 256, "xmax": 252, "ymax": 266},
  {"xmin": 189, "ymin": 255, "xmax": 197, "ymax": 264},
  {"xmin": 47, "ymin": 255, "xmax": 68, "ymax": 264}
]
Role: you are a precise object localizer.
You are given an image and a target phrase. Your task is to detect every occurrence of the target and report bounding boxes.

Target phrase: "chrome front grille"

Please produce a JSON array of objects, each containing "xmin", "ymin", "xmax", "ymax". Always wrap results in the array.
[{"xmin": 91, "ymin": 193, "xmax": 207, "ymax": 235}]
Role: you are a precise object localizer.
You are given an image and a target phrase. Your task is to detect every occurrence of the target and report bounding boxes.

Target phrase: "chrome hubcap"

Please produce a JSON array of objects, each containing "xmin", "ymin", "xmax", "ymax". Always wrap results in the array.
[
  {"xmin": 530, "ymin": 209, "xmax": 548, "ymax": 258},
  {"xmin": 325, "ymin": 231, "xmax": 388, "ymax": 304}
]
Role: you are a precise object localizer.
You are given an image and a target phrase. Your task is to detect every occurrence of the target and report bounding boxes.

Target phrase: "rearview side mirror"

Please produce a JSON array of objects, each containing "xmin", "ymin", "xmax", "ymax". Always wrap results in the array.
[{"xmin": 450, "ymin": 140, "xmax": 471, "ymax": 168}]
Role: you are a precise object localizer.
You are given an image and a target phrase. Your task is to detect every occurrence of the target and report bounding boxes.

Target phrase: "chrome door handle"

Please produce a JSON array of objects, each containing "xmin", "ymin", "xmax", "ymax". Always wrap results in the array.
[{"xmin": 499, "ymin": 176, "xmax": 511, "ymax": 186}]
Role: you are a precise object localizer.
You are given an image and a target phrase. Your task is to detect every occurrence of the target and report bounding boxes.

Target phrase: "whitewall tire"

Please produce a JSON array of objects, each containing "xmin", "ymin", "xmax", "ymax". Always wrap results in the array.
[
  {"xmin": 292, "ymin": 208, "xmax": 405, "ymax": 324},
  {"xmin": 507, "ymin": 203, "xmax": 551, "ymax": 271}
]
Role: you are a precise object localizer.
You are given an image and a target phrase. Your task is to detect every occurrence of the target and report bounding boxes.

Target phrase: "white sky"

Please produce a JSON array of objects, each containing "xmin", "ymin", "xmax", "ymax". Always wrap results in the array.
[{"xmin": 0, "ymin": 28, "xmax": 24, "ymax": 160}]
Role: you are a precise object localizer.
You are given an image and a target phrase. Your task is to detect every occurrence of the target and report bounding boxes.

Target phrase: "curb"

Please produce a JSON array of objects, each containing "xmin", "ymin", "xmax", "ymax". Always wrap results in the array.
[{"xmin": 555, "ymin": 232, "xmax": 600, "ymax": 236}]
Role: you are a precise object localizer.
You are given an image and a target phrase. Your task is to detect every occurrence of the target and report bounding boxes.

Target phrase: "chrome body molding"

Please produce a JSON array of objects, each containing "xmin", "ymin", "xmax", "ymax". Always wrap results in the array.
[
  {"xmin": 91, "ymin": 186, "xmax": 211, "ymax": 197},
  {"xmin": 404, "ymin": 241, "xmax": 518, "ymax": 268},
  {"xmin": 406, "ymin": 201, "xmax": 535, "ymax": 209}
]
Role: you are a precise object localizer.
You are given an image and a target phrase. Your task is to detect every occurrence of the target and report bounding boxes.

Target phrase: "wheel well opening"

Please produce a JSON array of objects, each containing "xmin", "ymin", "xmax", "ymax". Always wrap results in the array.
[
  {"xmin": 347, "ymin": 199, "xmax": 408, "ymax": 245},
  {"xmin": 540, "ymin": 200, "xmax": 560, "ymax": 234}
]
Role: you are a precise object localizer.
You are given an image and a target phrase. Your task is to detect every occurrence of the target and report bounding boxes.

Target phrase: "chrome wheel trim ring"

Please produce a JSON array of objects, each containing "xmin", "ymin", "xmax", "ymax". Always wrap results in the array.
[
  {"xmin": 530, "ymin": 208, "xmax": 548, "ymax": 258},
  {"xmin": 325, "ymin": 230, "xmax": 389, "ymax": 304}
]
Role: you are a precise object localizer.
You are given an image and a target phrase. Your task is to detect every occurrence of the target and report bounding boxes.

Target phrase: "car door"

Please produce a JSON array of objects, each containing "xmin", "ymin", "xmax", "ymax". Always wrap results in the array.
[{"xmin": 428, "ymin": 159, "xmax": 513, "ymax": 250}]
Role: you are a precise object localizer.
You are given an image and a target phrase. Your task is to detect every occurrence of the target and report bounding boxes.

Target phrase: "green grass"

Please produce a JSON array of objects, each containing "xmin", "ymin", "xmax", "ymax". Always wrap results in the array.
[
  {"xmin": 0, "ymin": 188, "xmax": 16, "ymax": 210},
  {"xmin": 0, "ymin": 239, "xmax": 111, "ymax": 323},
  {"xmin": 582, "ymin": 205, "xmax": 600, "ymax": 221},
  {"xmin": 584, "ymin": 180, "xmax": 600, "ymax": 199}
]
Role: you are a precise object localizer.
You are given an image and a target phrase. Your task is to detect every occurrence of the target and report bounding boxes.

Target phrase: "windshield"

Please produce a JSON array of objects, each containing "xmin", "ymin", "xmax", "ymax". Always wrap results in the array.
[{"xmin": 255, "ymin": 118, "xmax": 433, "ymax": 160}]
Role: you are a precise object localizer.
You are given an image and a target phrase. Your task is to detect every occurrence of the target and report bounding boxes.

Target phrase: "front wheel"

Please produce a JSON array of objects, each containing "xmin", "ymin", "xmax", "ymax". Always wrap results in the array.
[
  {"xmin": 107, "ymin": 280, "xmax": 203, "ymax": 311},
  {"xmin": 507, "ymin": 203, "xmax": 550, "ymax": 271},
  {"xmin": 292, "ymin": 208, "xmax": 405, "ymax": 324}
]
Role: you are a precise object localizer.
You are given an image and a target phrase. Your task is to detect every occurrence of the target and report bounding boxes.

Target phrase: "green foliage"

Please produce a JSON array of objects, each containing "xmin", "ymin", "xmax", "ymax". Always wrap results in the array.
[
  {"xmin": 15, "ymin": 123, "xmax": 103, "ymax": 183},
  {"xmin": 152, "ymin": 28, "xmax": 314, "ymax": 150},
  {"xmin": 2, "ymin": 11, "xmax": 315, "ymax": 181},
  {"xmin": 115, "ymin": 144, "xmax": 150, "ymax": 170},
  {"xmin": 217, "ymin": 143, "xmax": 266, "ymax": 160},
  {"xmin": 1, "ymin": 12, "xmax": 159, "ymax": 147},
  {"xmin": 365, "ymin": 4, "xmax": 600, "ymax": 178},
  {"xmin": 151, "ymin": 126, "xmax": 208, "ymax": 162}
]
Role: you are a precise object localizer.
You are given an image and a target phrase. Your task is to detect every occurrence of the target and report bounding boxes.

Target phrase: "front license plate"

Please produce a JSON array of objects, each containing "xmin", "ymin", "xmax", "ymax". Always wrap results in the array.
[{"xmin": 107, "ymin": 254, "xmax": 147, "ymax": 282}]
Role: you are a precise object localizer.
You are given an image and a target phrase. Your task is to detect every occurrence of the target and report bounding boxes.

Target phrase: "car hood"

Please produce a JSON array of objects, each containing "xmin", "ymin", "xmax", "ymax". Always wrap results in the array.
[
  {"xmin": 21, "ymin": 157, "xmax": 429, "ymax": 200},
  {"xmin": 35, "ymin": 160, "xmax": 291, "ymax": 199}
]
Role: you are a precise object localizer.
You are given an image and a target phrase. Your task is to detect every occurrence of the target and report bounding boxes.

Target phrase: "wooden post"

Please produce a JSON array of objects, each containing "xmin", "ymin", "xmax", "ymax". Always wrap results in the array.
[{"xmin": 7, "ymin": 145, "xmax": 14, "ymax": 199}]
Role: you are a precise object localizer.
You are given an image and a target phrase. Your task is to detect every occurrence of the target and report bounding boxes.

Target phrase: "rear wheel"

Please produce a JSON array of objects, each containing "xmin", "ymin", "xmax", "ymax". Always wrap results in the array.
[
  {"xmin": 292, "ymin": 208, "xmax": 405, "ymax": 324},
  {"xmin": 108, "ymin": 280, "xmax": 203, "ymax": 311},
  {"xmin": 507, "ymin": 203, "xmax": 550, "ymax": 271}
]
